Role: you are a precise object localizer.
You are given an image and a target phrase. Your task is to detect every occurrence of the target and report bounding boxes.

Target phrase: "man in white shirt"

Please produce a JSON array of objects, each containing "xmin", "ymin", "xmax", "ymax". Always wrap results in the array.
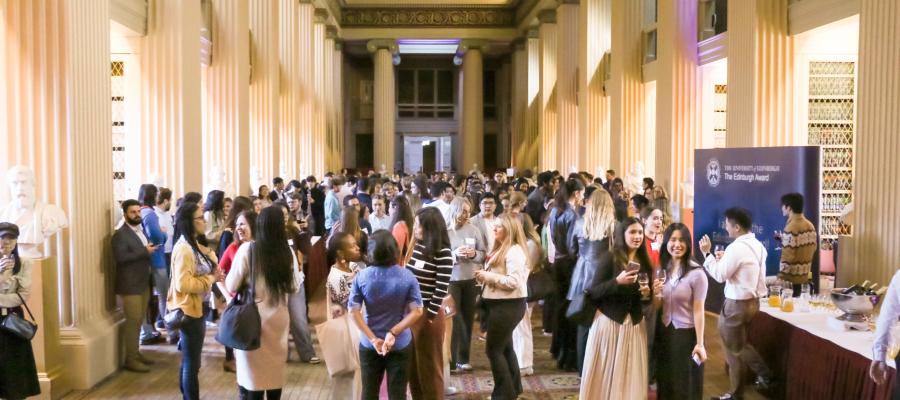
[
  {"xmin": 368, "ymin": 194, "xmax": 392, "ymax": 232},
  {"xmin": 425, "ymin": 181, "xmax": 456, "ymax": 227},
  {"xmin": 471, "ymin": 193, "xmax": 501, "ymax": 251},
  {"xmin": 699, "ymin": 207, "xmax": 775, "ymax": 400}
]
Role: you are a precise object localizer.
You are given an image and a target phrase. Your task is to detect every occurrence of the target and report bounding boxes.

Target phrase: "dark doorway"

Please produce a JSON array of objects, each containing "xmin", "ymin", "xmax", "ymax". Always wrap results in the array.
[
  {"xmin": 356, "ymin": 134, "xmax": 374, "ymax": 170},
  {"xmin": 484, "ymin": 134, "xmax": 497, "ymax": 170},
  {"xmin": 422, "ymin": 141, "xmax": 437, "ymax": 174}
]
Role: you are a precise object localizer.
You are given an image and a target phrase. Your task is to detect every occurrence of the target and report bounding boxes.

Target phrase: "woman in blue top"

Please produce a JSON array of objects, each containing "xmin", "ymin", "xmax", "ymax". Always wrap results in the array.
[{"xmin": 350, "ymin": 230, "xmax": 424, "ymax": 400}]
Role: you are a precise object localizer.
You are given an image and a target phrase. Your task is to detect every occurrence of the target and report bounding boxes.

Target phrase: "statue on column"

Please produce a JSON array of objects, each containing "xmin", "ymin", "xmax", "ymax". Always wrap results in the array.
[
  {"xmin": 0, "ymin": 166, "xmax": 69, "ymax": 259},
  {"xmin": 623, "ymin": 161, "xmax": 646, "ymax": 195},
  {"xmin": 205, "ymin": 165, "xmax": 229, "ymax": 195},
  {"xmin": 680, "ymin": 168, "xmax": 695, "ymax": 209}
]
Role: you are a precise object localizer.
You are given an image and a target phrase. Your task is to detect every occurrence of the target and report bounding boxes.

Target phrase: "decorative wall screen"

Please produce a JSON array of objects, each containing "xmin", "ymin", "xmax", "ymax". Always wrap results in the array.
[
  {"xmin": 807, "ymin": 60, "xmax": 855, "ymax": 247},
  {"xmin": 111, "ymin": 58, "xmax": 128, "ymax": 202},
  {"xmin": 713, "ymin": 84, "xmax": 727, "ymax": 148}
]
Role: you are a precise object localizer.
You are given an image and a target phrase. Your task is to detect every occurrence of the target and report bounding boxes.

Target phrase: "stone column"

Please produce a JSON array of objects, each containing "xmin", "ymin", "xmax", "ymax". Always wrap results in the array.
[
  {"xmin": 140, "ymin": 0, "xmax": 204, "ymax": 196},
  {"xmin": 333, "ymin": 40, "xmax": 345, "ymax": 171},
  {"xmin": 556, "ymin": 1, "xmax": 580, "ymax": 172},
  {"xmin": 249, "ymin": 0, "xmax": 280, "ymax": 189},
  {"xmin": 324, "ymin": 27, "xmax": 338, "ymax": 173},
  {"xmin": 609, "ymin": 0, "xmax": 647, "ymax": 176},
  {"xmin": 1, "ymin": 0, "xmax": 119, "ymax": 390},
  {"xmin": 524, "ymin": 32, "xmax": 541, "ymax": 171},
  {"xmin": 538, "ymin": 11, "xmax": 558, "ymax": 171},
  {"xmin": 726, "ymin": 0, "xmax": 793, "ymax": 148},
  {"xmin": 578, "ymin": 0, "xmax": 612, "ymax": 173},
  {"xmin": 312, "ymin": 9, "xmax": 327, "ymax": 177},
  {"xmin": 368, "ymin": 40, "xmax": 398, "ymax": 174},
  {"xmin": 845, "ymin": 0, "xmax": 900, "ymax": 286},
  {"xmin": 459, "ymin": 39, "xmax": 487, "ymax": 173},
  {"xmin": 655, "ymin": 0, "xmax": 700, "ymax": 204},
  {"xmin": 510, "ymin": 38, "xmax": 528, "ymax": 168},
  {"xmin": 202, "ymin": 0, "xmax": 250, "ymax": 197},
  {"xmin": 279, "ymin": 0, "xmax": 314, "ymax": 179}
]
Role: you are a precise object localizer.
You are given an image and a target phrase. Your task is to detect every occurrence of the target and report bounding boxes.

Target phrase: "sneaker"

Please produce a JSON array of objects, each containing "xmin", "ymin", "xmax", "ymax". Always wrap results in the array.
[
  {"xmin": 167, "ymin": 333, "xmax": 180, "ymax": 345},
  {"xmin": 477, "ymin": 333, "xmax": 486, "ymax": 342},
  {"xmin": 755, "ymin": 377, "xmax": 779, "ymax": 397},
  {"xmin": 136, "ymin": 353, "xmax": 155, "ymax": 365},
  {"xmin": 710, "ymin": 393, "xmax": 741, "ymax": 400},
  {"xmin": 520, "ymin": 367, "xmax": 534, "ymax": 376},
  {"xmin": 140, "ymin": 334, "xmax": 164, "ymax": 346},
  {"xmin": 124, "ymin": 358, "xmax": 150, "ymax": 373},
  {"xmin": 458, "ymin": 363, "xmax": 473, "ymax": 372},
  {"xmin": 445, "ymin": 386, "xmax": 459, "ymax": 396},
  {"xmin": 307, "ymin": 356, "xmax": 322, "ymax": 364},
  {"xmin": 542, "ymin": 330, "xmax": 553, "ymax": 337}
]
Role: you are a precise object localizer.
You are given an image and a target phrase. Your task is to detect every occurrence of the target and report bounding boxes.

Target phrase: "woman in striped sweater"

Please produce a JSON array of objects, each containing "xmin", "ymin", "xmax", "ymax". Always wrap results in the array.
[{"xmin": 406, "ymin": 207, "xmax": 455, "ymax": 400}]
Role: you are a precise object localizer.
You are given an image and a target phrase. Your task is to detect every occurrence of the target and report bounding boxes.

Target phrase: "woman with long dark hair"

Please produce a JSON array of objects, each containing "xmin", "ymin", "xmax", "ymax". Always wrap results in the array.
[
  {"xmin": 0, "ymin": 223, "xmax": 41, "ymax": 400},
  {"xmin": 406, "ymin": 207, "xmax": 454, "ymax": 399},
  {"xmin": 547, "ymin": 178, "xmax": 584, "ymax": 371},
  {"xmin": 655, "ymin": 223, "xmax": 707, "ymax": 400},
  {"xmin": 580, "ymin": 217, "xmax": 661, "ymax": 399},
  {"xmin": 474, "ymin": 214, "xmax": 529, "ymax": 400},
  {"xmin": 225, "ymin": 207, "xmax": 299, "ymax": 400},
  {"xmin": 218, "ymin": 196, "xmax": 254, "ymax": 258},
  {"xmin": 325, "ymin": 232, "xmax": 364, "ymax": 399},
  {"xmin": 204, "ymin": 190, "xmax": 226, "ymax": 245},
  {"xmin": 217, "ymin": 210, "xmax": 258, "ymax": 373},
  {"xmin": 389, "ymin": 195, "xmax": 415, "ymax": 265},
  {"xmin": 170, "ymin": 202, "xmax": 220, "ymax": 400}
]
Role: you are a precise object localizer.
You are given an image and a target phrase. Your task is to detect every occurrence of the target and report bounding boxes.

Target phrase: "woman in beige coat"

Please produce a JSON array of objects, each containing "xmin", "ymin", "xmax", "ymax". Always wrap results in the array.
[{"xmin": 225, "ymin": 206, "xmax": 300, "ymax": 400}]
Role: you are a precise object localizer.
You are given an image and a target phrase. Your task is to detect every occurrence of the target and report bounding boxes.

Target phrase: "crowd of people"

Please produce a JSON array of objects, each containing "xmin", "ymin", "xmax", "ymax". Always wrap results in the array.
[{"xmin": 1, "ymin": 166, "xmax": 837, "ymax": 400}]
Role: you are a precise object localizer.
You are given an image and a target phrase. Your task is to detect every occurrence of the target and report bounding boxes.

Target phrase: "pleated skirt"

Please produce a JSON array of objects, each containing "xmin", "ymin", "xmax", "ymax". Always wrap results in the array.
[{"xmin": 579, "ymin": 311, "xmax": 648, "ymax": 400}]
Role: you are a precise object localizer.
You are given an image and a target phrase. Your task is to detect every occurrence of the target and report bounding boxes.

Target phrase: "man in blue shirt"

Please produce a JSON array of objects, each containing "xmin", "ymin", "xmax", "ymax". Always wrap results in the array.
[{"xmin": 324, "ymin": 179, "xmax": 341, "ymax": 235}]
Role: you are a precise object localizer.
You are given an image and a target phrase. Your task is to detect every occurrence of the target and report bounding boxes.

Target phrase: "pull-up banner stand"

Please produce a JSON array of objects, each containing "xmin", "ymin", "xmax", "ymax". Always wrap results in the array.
[{"xmin": 694, "ymin": 146, "xmax": 821, "ymax": 312}]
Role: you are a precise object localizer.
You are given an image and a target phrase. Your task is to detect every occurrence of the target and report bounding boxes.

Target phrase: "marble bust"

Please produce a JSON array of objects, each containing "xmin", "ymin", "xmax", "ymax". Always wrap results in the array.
[
  {"xmin": 623, "ymin": 161, "xmax": 646, "ymax": 194},
  {"xmin": 0, "ymin": 165, "xmax": 69, "ymax": 258}
]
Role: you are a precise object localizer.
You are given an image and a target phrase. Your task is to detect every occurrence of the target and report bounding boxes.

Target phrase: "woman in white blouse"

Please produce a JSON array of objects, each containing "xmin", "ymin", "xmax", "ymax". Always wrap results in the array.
[
  {"xmin": 324, "ymin": 231, "xmax": 363, "ymax": 400},
  {"xmin": 474, "ymin": 214, "xmax": 529, "ymax": 400}
]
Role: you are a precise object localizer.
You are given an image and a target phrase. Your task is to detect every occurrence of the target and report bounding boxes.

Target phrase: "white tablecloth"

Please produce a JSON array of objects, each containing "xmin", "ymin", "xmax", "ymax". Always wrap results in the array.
[{"xmin": 759, "ymin": 304, "xmax": 895, "ymax": 367}]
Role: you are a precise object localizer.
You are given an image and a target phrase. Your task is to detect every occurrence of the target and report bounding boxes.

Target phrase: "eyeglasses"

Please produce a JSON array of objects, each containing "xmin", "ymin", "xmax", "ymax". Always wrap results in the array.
[{"xmin": 193, "ymin": 216, "xmax": 205, "ymax": 221}]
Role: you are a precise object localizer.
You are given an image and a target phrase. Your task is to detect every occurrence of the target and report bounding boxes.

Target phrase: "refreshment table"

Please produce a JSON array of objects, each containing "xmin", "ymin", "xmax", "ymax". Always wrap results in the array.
[{"xmin": 748, "ymin": 303, "xmax": 896, "ymax": 399}]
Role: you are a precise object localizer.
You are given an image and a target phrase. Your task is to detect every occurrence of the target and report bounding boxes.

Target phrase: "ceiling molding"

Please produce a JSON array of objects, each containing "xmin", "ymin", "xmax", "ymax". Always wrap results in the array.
[
  {"xmin": 341, "ymin": 8, "xmax": 516, "ymax": 27},
  {"xmin": 339, "ymin": 0, "xmax": 520, "ymax": 9}
]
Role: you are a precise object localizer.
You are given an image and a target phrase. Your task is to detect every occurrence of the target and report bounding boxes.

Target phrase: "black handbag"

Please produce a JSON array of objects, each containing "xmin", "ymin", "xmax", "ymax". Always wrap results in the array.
[
  {"xmin": 565, "ymin": 292, "xmax": 596, "ymax": 325},
  {"xmin": 164, "ymin": 308, "xmax": 185, "ymax": 331},
  {"xmin": 0, "ymin": 293, "xmax": 38, "ymax": 340},
  {"xmin": 216, "ymin": 244, "xmax": 261, "ymax": 351},
  {"xmin": 526, "ymin": 268, "xmax": 555, "ymax": 302}
]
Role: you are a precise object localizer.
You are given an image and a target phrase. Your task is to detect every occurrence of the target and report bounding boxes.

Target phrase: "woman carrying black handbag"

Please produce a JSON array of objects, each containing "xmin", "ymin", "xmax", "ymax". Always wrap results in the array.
[{"xmin": 0, "ymin": 222, "xmax": 41, "ymax": 400}]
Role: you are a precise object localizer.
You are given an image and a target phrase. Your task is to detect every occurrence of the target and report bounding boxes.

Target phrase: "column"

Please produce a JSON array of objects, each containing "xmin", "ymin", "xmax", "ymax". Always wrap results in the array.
[
  {"xmin": 249, "ymin": 0, "xmax": 280, "ymax": 190},
  {"xmin": 524, "ymin": 32, "xmax": 541, "ymax": 171},
  {"xmin": 726, "ymin": 0, "xmax": 793, "ymax": 148},
  {"xmin": 609, "ymin": 0, "xmax": 647, "ymax": 175},
  {"xmin": 312, "ymin": 9, "xmax": 327, "ymax": 177},
  {"xmin": 333, "ymin": 40, "xmax": 345, "ymax": 171},
  {"xmin": 279, "ymin": 0, "xmax": 314, "ymax": 179},
  {"xmin": 460, "ymin": 39, "xmax": 487, "ymax": 173},
  {"xmin": 141, "ymin": 0, "xmax": 203, "ymax": 195},
  {"xmin": 578, "ymin": 0, "xmax": 612, "ymax": 173},
  {"xmin": 538, "ymin": 11, "xmax": 558, "ymax": 171},
  {"xmin": 324, "ymin": 27, "xmax": 337, "ymax": 173},
  {"xmin": 1, "ymin": 0, "xmax": 119, "ymax": 390},
  {"xmin": 655, "ymin": 0, "xmax": 700, "ymax": 205},
  {"xmin": 556, "ymin": 1, "xmax": 580, "ymax": 173},
  {"xmin": 202, "ymin": 0, "xmax": 250, "ymax": 197},
  {"xmin": 847, "ymin": 0, "xmax": 900, "ymax": 286},
  {"xmin": 368, "ymin": 39, "xmax": 398, "ymax": 174},
  {"xmin": 510, "ymin": 38, "xmax": 527, "ymax": 168}
]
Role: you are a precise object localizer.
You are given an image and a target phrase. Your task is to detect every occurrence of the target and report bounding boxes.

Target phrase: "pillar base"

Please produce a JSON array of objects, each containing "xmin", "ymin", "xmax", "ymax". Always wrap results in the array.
[
  {"xmin": 36, "ymin": 364, "xmax": 68, "ymax": 400},
  {"xmin": 59, "ymin": 313, "xmax": 124, "ymax": 390}
]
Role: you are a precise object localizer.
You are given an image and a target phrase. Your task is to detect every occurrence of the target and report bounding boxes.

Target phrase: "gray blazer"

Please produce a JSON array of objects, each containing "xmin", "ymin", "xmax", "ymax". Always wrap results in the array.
[{"xmin": 112, "ymin": 224, "xmax": 152, "ymax": 295}]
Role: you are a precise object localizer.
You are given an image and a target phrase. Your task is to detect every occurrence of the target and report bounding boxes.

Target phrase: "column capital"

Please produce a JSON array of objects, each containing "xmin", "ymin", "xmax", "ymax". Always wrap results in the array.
[
  {"xmin": 325, "ymin": 25, "xmax": 338, "ymax": 39},
  {"xmin": 314, "ymin": 8, "xmax": 329, "ymax": 23},
  {"xmin": 334, "ymin": 39, "xmax": 344, "ymax": 51},
  {"xmin": 527, "ymin": 28, "xmax": 539, "ymax": 38},
  {"xmin": 366, "ymin": 39, "xmax": 398, "ymax": 54},
  {"xmin": 457, "ymin": 39, "xmax": 489, "ymax": 54},
  {"xmin": 538, "ymin": 9, "xmax": 557, "ymax": 24},
  {"xmin": 512, "ymin": 37, "xmax": 526, "ymax": 50}
]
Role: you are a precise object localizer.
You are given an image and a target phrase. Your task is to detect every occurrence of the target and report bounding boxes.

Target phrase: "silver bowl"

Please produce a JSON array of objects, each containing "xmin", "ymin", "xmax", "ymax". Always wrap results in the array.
[{"xmin": 831, "ymin": 289, "xmax": 880, "ymax": 322}]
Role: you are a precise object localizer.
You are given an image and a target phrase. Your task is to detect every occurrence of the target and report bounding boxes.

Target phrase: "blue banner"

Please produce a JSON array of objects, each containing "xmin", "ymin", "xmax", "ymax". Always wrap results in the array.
[{"xmin": 694, "ymin": 146, "xmax": 820, "ymax": 311}]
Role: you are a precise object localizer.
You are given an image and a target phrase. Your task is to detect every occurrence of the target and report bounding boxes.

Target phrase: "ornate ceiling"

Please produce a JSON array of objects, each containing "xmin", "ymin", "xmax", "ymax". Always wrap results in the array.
[{"xmin": 338, "ymin": 0, "xmax": 521, "ymax": 8}]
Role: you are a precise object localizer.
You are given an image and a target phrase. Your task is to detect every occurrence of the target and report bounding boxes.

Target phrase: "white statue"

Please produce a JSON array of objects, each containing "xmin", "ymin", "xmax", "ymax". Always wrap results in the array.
[
  {"xmin": 146, "ymin": 173, "xmax": 164, "ymax": 188},
  {"xmin": 680, "ymin": 168, "xmax": 695, "ymax": 208},
  {"xmin": 0, "ymin": 166, "xmax": 69, "ymax": 259},
  {"xmin": 623, "ymin": 161, "xmax": 646, "ymax": 194},
  {"xmin": 250, "ymin": 166, "xmax": 264, "ymax": 194},
  {"xmin": 205, "ymin": 165, "xmax": 229, "ymax": 194}
]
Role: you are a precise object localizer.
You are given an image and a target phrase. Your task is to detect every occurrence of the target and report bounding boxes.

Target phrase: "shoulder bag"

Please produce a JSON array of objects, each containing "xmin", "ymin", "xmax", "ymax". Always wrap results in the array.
[
  {"xmin": 0, "ymin": 293, "xmax": 38, "ymax": 340},
  {"xmin": 216, "ymin": 244, "xmax": 262, "ymax": 351}
]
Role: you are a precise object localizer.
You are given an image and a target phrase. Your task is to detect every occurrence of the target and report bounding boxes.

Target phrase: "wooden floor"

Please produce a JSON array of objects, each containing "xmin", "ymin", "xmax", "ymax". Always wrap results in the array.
[{"xmin": 63, "ymin": 287, "xmax": 767, "ymax": 399}]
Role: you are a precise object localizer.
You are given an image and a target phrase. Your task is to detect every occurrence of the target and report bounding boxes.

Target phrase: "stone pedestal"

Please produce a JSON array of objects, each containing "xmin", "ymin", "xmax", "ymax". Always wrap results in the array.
[{"xmin": 28, "ymin": 257, "xmax": 68, "ymax": 399}]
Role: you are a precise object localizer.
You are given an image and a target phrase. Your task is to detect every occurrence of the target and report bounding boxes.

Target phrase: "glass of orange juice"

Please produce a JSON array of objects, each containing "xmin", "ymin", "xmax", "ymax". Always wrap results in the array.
[
  {"xmin": 768, "ymin": 286, "xmax": 782, "ymax": 307},
  {"xmin": 781, "ymin": 289, "xmax": 795, "ymax": 312}
]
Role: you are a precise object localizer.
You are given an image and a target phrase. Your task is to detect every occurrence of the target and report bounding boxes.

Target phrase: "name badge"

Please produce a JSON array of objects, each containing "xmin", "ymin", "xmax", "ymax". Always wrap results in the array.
[{"xmin": 651, "ymin": 242, "xmax": 661, "ymax": 251}]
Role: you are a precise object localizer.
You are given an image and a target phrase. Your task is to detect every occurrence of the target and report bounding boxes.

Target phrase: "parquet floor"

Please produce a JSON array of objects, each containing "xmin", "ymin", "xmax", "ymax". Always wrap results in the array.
[{"xmin": 63, "ymin": 287, "xmax": 766, "ymax": 399}]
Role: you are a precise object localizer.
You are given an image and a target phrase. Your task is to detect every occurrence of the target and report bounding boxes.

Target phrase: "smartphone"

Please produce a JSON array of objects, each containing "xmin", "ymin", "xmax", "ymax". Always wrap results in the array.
[
  {"xmin": 692, "ymin": 354, "xmax": 703, "ymax": 366},
  {"xmin": 626, "ymin": 261, "xmax": 641, "ymax": 273}
]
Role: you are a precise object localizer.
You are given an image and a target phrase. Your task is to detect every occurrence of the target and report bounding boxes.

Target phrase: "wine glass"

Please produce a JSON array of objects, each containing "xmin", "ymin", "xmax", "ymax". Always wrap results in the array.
[
  {"xmin": 637, "ymin": 272, "xmax": 650, "ymax": 299},
  {"xmin": 655, "ymin": 269, "xmax": 667, "ymax": 284}
]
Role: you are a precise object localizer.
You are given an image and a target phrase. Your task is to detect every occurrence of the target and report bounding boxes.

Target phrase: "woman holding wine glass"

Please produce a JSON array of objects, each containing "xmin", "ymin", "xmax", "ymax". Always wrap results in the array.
[
  {"xmin": 580, "ymin": 217, "xmax": 661, "ymax": 399},
  {"xmin": 654, "ymin": 223, "xmax": 708, "ymax": 400}
]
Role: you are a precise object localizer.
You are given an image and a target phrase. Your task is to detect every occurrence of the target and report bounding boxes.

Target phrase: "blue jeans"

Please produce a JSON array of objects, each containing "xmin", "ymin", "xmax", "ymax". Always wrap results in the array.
[
  {"xmin": 179, "ymin": 313, "xmax": 206, "ymax": 400},
  {"xmin": 359, "ymin": 345, "xmax": 410, "ymax": 400},
  {"xmin": 288, "ymin": 285, "xmax": 316, "ymax": 361}
]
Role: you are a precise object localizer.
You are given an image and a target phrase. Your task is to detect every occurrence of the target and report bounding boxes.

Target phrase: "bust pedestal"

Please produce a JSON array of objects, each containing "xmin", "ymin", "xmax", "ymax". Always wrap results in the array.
[{"xmin": 28, "ymin": 257, "xmax": 69, "ymax": 399}]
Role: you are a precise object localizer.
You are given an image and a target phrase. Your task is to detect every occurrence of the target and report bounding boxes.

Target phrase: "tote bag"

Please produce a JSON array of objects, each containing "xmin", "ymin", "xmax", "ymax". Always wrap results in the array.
[
  {"xmin": 315, "ymin": 313, "xmax": 360, "ymax": 377},
  {"xmin": 215, "ymin": 244, "xmax": 262, "ymax": 351}
]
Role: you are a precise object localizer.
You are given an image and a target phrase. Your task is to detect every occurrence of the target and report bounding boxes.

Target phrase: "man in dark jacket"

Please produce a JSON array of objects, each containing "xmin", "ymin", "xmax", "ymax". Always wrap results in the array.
[{"xmin": 112, "ymin": 199, "xmax": 157, "ymax": 372}]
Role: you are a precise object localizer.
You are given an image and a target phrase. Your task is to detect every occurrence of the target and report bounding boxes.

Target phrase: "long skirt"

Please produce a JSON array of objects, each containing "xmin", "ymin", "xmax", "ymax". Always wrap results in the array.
[
  {"xmin": 0, "ymin": 307, "xmax": 41, "ymax": 400},
  {"xmin": 579, "ymin": 311, "xmax": 648, "ymax": 400}
]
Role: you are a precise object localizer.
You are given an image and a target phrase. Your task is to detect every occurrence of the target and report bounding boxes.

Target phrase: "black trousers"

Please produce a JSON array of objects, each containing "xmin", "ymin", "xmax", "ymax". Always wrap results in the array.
[
  {"xmin": 656, "ymin": 323, "xmax": 703, "ymax": 400},
  {"xmin": 238, "ymin": 386, "xmax": 282, "ymax": 400},
  {"xmin": 576, "ymin": 323, "xmax": 591, "ymax": 376},
  {"xmin": 450, "ymin": 279, "xmax": 478, "ymax": 366},
  {"xmin": 484, "ymin": 298, "xmax": 526, "ymax": 400},
  {"xmin": 360, "ymin": 345, "xmax": 410, "ymax": 400},
  {"xmin": 551, "ymin": 258, "xmax": 577, "ymax": 370}
]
